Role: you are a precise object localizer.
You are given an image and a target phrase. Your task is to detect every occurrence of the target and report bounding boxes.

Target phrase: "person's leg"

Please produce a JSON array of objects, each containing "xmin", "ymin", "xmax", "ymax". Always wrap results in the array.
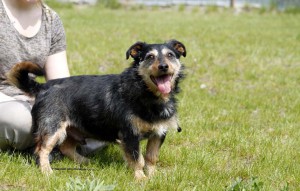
[
  {"xmin": 78, "ymin": 138, "xmax": 107, "ymax": 156},
  {"xmin": 0, "ymin": 101, "xmax": 34, "ymax": 150},
  {"xmin": 0, "ymin": 100, "xmax": 106, "ymax": 155}
]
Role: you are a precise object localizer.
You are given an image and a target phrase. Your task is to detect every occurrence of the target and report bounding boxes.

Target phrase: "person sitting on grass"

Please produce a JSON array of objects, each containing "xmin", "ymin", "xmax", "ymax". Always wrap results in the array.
[{"xmin": 0, "ymin": 0, "xmax": 105, "ymax": 157}]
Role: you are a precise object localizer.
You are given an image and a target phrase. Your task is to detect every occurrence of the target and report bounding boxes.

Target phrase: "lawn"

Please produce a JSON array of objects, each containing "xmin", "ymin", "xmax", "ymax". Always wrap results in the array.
[{"xmin": 1, "ymin": 3, "xmax": 300, "ymax": 191}]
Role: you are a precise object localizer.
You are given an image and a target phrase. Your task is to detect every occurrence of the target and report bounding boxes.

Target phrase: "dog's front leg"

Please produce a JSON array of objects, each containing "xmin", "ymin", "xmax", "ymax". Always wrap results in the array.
[
  {"xmin": 145, "ymin": 134, "xmax": 166, "ymax": 177},
  {"xmin": 120, "ymin": 133, "xmax": 146, "ymax": 180}
]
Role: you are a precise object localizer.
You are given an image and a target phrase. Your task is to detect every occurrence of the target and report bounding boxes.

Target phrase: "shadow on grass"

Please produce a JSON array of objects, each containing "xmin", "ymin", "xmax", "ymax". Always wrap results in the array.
[
  {"xmin": 88, "ymin": 144, "xmax": 124, "ymax": 167},
  {"xmin": 0, "ymin": 143, "xmax": 125, "ymax": 169}
]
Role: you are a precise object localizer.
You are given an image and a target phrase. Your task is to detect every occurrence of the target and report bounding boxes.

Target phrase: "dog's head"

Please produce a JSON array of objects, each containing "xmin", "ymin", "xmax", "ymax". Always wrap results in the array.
[{"xmin": 126, "ymin": 40, "xmax": 186, "ymax": 99}]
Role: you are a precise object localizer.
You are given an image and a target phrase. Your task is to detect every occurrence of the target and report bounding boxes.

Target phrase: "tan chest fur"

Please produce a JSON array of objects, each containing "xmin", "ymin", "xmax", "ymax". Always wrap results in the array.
[{"xmin": 130, "ymin": 115, "xmax": 178, "ymax": 136}]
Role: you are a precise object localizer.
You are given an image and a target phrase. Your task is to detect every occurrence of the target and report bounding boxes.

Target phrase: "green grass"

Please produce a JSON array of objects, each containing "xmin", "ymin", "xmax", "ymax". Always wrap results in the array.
[{"xmin": 1, "ymin": 4, "xmax": 300, "ymax": 191}]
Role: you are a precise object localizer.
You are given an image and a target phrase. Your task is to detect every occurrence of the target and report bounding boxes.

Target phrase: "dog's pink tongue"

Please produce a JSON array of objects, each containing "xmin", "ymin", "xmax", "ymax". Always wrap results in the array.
[{"xmin": 156, "ymin": 75, "xmax": 171, "ymax": 94}]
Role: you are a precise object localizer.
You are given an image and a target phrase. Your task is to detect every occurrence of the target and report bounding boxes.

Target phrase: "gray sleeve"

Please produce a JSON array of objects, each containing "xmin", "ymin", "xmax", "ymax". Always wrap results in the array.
[{"xmin": 49, "ymin": 14, "xmax": 67, "ymax": 56}]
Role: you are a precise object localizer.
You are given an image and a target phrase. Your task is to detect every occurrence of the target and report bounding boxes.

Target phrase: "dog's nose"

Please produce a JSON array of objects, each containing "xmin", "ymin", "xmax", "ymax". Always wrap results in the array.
[{"xmin": 158, "ymin": 63, "xmax": 169, "ymax": 72}]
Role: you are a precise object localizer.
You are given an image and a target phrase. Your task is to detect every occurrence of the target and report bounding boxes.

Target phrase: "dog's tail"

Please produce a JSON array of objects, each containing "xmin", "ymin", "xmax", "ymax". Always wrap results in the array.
[{"xmin": 6, "ymin": 61, "xmax": 44, "ymax": 97}]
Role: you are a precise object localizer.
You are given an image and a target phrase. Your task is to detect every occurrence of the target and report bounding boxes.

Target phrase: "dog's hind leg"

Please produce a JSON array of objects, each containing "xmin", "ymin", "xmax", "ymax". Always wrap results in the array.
[
  {"xmin": 145, "ymin": 134, "xmax": 166, "ymax": 177},
  {"xmin": 120, "ymin": 135, "xmax": 146, "ymax": 180},
  {"xmin": 59, "ymin": 136, "xmax": 90, "ymax": 164},
  {"xmin": 35, "ymin": 122, "xmax": 68, "ymax": 175},
  {"xmin": 35, "ymin": 135, "xmax": 54, "ymax": 175}
]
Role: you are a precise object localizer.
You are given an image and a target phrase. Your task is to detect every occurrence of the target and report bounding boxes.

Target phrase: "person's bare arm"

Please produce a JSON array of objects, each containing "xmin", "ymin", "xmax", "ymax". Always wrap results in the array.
[
  {"xmin": 0, "ymin": 51, "xmax": 69, "ymax": 102},
  {"xmin": 44, "ymin": 51, "xmax": 70, "ymax": 80}
]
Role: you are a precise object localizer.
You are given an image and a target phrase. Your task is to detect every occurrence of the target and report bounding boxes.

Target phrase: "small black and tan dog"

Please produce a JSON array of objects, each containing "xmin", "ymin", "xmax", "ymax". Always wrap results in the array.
[{"xmin": 7, "ymin": 40, "xmax": 186, "ymax": 180}]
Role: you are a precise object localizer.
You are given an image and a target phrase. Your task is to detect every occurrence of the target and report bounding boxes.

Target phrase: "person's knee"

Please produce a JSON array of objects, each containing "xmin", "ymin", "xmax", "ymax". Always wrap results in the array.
[
  {"xmin": 1, "ymin": 101, "xmax": 32, "ymax": 131},
  {"xmin": 0, "ymin": 101, "xmax": 33, "ymax": 150}
]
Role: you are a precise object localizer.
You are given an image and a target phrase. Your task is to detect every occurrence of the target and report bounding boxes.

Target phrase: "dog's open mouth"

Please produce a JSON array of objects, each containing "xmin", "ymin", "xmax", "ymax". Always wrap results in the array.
[{"xmin": 150, "ymin": 74, "xmax": 172, "ymax": 95}]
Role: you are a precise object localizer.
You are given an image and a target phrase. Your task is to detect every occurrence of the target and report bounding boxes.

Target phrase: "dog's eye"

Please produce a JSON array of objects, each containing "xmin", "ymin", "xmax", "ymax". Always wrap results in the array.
[
  {"xmin": 146, "ymin": 55, "xmax": 155, "ymax": 60},
  {"xmin": 167, "ymin": 53, "xmax": 175, "ymax": 58}
]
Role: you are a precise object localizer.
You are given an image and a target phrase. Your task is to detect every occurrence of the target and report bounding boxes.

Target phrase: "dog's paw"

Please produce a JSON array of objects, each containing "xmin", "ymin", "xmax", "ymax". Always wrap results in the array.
[
  {"xmin": 134, "ymin": 170, "xmax": 147, "ymax": 181},
  {"xmin": 146, "ymin": 165, "xmax": 156, "ymax": 177},
  {"xmin": 40, "ymin": 164, "xmax": 53, "ymax": 176}
]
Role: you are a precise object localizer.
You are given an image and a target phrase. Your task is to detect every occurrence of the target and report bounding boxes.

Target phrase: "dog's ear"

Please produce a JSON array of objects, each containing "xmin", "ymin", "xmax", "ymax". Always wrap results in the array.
[
  {"xmin": 167, "ymin": 39, "xmax": 187, "ymax": 57},
  {"xmin": 126, "ymin": 42, "xmax": 146, "ymax": 60}
]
